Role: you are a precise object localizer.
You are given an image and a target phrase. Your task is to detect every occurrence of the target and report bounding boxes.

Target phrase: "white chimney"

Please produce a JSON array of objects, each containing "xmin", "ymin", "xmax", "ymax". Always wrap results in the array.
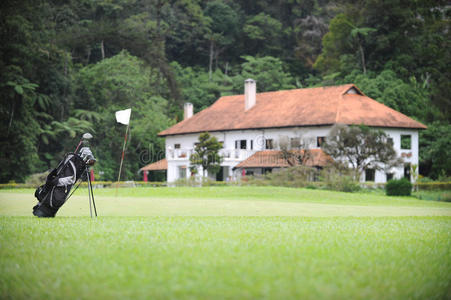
[
  {"xmin": 184, "ymin": 102, "xmax": 193, "ymax": 120},
  {"xmin": 244, "ymin": 78, "xmax": 256, "ymax": 111}
]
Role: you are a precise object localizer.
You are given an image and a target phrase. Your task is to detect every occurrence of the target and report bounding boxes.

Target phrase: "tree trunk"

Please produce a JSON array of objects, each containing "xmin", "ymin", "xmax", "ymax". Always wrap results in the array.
[
  {"xmin": 224, "ymin": 61, "xmax": 229, "ymax": 76},
  {"xmin": 86, "ymin": 46, "xmax": 91, "ymax": 64},
  {"xmin": 7, "ymin": 101, "xmax": 15, "ymax": 136},
  {"xmin": 359, "ymin": 43, "xmax": 366, "ymax": 75},
  {"xmin": 214, "ymin": 49, "xmax": 219, "ymax": 71},
  {"xmin": 209, "ymin": 40, "xmax": 214, "ymax": 81},
  {"xmin": 100, "ymin": 40, "xmax": 105, "ymax": 60}
]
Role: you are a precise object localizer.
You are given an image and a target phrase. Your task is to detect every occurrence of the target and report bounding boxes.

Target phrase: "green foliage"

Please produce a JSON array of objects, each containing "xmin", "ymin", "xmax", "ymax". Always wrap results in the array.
[
  {"xmin": 233, "ymin": 56, "xmax": 295, "ymax": 92},
  {"xmin": 419, "ymin": 122, "xmax": 451, "ymax": 179},
  {"xmin": 190, "ymin": 132, "xmax": 222, "ymax": 177},
  {"xmin": 171, "ymin": 62, "xmax": 233, "ymax": 112},
  {"xmin": 341, "ymin": 70, "xmax": 436, "ymax": 122},
  {"xmin": 0, "ymin": 0, "xmax": 449, "ymax": 183},
  {"xmin": 415, "ymin": 182, "xmax": 451, "ymax": 191},
  {"xmin": 75, "ymin": 51, "xmax": 170, "ymax": 181},
  {"xmin": 314, "ymin": 13, "xmax": 354, "ymax": 74},
  {"xmin": 386, "ymin": 178, "xmax": 412, "ymax": 196},
  {"xmin": 320, "ymin": 163, "xmax": 361, "ymax": 193},
  {"xmin": 243, "ymin": 13, "xmax": 284, "ymax": 55},
  {"xmin": 248, "ymin": 166, "xmax": 320, "ymax": 188},
  {"xmin": 322, "ymin": 124, "xmax": 401, "ymax": 178}
]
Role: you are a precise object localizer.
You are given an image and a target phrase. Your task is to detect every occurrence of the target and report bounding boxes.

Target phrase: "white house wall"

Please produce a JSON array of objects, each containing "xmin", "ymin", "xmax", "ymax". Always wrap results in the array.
[{"xmin": 164, "ymin": 126, "xmax": 420, "ymax": 183}]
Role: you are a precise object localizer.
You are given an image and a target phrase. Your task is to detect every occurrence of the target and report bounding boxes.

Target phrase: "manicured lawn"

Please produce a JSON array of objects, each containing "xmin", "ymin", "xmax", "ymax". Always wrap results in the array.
[
  {"xmin": 1, "ymin": 186, "xmax": 451, "ymax": 217},
  {"xmin": 1, "ymin": 187, "xmax": 450, "ymax": 299}
]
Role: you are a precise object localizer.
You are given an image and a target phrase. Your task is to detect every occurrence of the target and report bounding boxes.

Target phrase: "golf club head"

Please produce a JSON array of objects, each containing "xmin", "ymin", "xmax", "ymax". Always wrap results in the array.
[{"xmin": 82, "ymin": 133, "xmax": 93, "ymax": 140}]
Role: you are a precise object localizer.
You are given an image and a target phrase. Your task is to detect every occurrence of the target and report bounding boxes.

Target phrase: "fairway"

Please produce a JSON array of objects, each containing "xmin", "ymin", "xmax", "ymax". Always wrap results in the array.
[
  {"xmin": 1, "ymin": 186, "xmax": 451, "ymax": 217},
  {"xmin": 1, "ymin": 187, "xmax": 451, "ymax": 299}
]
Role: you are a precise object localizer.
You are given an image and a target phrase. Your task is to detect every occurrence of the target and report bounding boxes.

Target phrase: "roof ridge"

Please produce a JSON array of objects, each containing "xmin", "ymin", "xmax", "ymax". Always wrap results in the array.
[{"xmin": 219, "ymin": 83, "xmax": 357, "ymax": 98}]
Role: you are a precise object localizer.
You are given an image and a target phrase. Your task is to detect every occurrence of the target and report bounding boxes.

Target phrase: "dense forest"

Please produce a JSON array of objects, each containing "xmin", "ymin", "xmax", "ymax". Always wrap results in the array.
[{"xmin": 0, "ymin": 0, "xmax": 449, "ymax": 183}]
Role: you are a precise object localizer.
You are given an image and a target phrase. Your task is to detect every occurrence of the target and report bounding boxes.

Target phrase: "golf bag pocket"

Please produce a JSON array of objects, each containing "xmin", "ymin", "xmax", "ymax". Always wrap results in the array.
[
  {"xmin": 34, "ymin": 185, "xmax": 46, "ymax": 202},
  {"xmin": 50, "ymin": 186, "xmax": 71, "ymax": 208}
]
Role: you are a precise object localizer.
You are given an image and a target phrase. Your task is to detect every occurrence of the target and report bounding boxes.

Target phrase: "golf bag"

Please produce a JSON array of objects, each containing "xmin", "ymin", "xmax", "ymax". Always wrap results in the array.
[{"xmin": 33, "ymin": 148, "xmax": 94, "ymax": 217}]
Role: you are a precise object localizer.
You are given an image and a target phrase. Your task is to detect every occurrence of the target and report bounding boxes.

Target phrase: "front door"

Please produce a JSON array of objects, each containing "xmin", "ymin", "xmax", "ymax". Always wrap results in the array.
[
  {"xmin": 404, "ymin": 163, "xmax": 411, "ymax": 181},
  {"xmin": 216, "ymin": 167, "xmax": 224, "ymax": 181}
]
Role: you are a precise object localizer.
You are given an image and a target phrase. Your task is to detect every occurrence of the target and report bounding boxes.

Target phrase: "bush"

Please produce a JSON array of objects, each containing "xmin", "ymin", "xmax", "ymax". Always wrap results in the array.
[
  {"xmin": 386, "ymin": 178, "xmax": 412, "ymax": 196},
  {"xmin": 244, "ymin": 166, "xmax": 320, "ymax": 188},
  {"xmin": 414, "ymin": 182, "xmax": 451, "ymax": 191},
  {"xmin": 320, "ymin": 163, "xmax": 360, "ymax": 193},
  {"xmin": 25, "ymin": 172, "xmax": 49, "ymax": 187},
  {"xmin": 173, "ymin": 177, "xmax": 231, "ymax": 187}
]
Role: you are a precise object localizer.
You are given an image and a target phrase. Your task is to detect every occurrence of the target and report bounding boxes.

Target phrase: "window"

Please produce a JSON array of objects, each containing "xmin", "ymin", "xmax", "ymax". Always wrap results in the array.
[
  {"xmin": 263, "ymin": 168, "xmax": 273, "ymax": 174},
  {"xmin": 265, "ymin": 139, "xmax": 274, "ymax": 149},
  {"xmin": 235, "ymin": 140, "xmax": 247, "ymax": 149},
  {"xmin": 386, "ymin": 173, "xmax": 394, "ymax": 181},
  {"xmin": 178, "ymin": 166, "xmax": 186, "ymax": 179},
  {"xmin": 290, "ymin": 138, "xmax": 300, "ymax": 148},
  {"xmin": 365, "ymin": 168, "xmax": 375, "ymax": 182},
  {"xmin": 174, "ymin": 144, "xmax": 181, "ymax": 149},
  {"xmin": 387, "ymin": 137, "xmax": 394, "ymax": 146},
  {"xmin": 250, "ymin": 140, "xmax": 253, "ymax": 150},
  {"xmin": 401, "ymin": 135, "xmax": 411, "ymax": 150},
  {"xmin": 245, "ymin": 170, "xmax": 254, "ymax": 176},
  {"xmin": 317, "ymin": 136, "xmax": 325, "ymax": 147}
]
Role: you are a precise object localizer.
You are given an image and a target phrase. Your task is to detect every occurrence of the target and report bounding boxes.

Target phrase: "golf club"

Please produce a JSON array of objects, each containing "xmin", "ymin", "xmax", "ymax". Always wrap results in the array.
[{"xmin": 74, "ymin": 132, "xmax": 93, "ymax": 153}]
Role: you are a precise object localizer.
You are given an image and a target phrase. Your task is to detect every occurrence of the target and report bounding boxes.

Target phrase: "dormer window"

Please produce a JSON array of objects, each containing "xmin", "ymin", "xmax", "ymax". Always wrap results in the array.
[{"xmin": 344, "ymin": 87, "xmax": 363, "ymax": 95}]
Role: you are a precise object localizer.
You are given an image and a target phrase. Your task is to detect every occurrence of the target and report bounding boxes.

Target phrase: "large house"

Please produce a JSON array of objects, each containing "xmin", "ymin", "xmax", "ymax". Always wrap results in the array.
[{"xmin": 142, "ymin": 79, "xmax": 426, "ymax": 183}]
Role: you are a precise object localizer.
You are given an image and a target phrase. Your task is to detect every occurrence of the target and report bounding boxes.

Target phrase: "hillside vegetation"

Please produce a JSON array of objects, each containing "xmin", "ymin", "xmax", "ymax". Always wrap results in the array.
[{"xmin": 1, "ymin": 0, "xmax": 449, "ymax": 182}]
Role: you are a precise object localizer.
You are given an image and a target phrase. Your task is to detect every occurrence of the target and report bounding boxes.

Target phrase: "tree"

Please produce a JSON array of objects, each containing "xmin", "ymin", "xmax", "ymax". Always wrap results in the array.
[
  {"xmin": 278, "ymin": 135, "xmax": 313, "ymax": 167},
  {"xmin": 233, "ymin": 56, "xmax": 295, "ymax": 92},
  {"xmin": 203, "ymin": 1, "xmax": 240, "ymax": 80},
  {"xmin": 419, "ymin": 122, "xmax": 451, "ymax": 179},
  {"xmin": 189, "ymin": 132, "xmax": 222, "ymax": 177},
  {"xmin": 340, "ymin": 70, "xmax": 436, "ymax": 123},
  {"xmin": 322, "ymin": 124, "xmax": 402, "ymax": 179},
  {"xmin": 74, "ymin": 51, "xmax": 170, "ymax": 181},
  {"xmin": 243, "ymin": 13, "xmax": 284, "ymax": 56},
  {"xmin": 171, "ymin": 62, "xmax": 233, "ymax": 113}
]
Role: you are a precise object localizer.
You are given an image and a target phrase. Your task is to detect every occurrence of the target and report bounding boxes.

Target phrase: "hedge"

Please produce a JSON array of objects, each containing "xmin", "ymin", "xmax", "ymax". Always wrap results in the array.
[
  {"xmin": 0, "ymin": 181, "xmax": 167, "ymax": 189},
  {"xmin": 414, "ymin": 182, "xmax": 451, "ymax": 191}
]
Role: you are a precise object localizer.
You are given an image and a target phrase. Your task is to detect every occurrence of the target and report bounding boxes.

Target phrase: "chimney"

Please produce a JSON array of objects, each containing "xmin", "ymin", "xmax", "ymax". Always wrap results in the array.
[
  {"xmin": 184, "ymin": 102, "xmax": 193, "ymax": 120},
  {"xmin": 244, "ymin": 78, "xmax": 256, "ymax": 111}
]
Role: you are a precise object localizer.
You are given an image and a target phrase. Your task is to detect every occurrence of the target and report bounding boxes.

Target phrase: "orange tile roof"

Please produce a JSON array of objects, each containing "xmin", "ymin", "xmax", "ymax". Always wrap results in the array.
[
  {"xmin": 158, "ymin": 84, "xmax": 426, "ymax": 136},
  {"xmin": 140, "ymin": 159, "xmax": 167, "ymax": 171},
  {"xmin": 234, "ymin": 149, "xmax": 332, "ymax": 169}
]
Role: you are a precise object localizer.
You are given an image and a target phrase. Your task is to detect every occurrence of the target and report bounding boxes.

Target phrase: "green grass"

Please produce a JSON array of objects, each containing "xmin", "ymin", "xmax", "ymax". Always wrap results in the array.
[
  {"xmin": 1, "ymin": 187, "xmax": 451, "ymax": 299},
  {"xmin": 2, "ymin": 187, "xmax": 451, "ymax": 217}
]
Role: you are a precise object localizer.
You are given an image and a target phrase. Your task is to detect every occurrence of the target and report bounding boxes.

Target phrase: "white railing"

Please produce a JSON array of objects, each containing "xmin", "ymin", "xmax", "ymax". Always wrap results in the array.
[{"xmin": 167, "ymin": 148, "xmax": 256, "ymax": 161}]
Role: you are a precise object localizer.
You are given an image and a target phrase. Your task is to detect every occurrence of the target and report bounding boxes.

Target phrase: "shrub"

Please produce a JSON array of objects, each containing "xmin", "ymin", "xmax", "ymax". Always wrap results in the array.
[
  {"xmin": 414, "ymin": 182, "xmax": 451, "ymax": 191},
  {"xmin": 386, "ymin": 178, "xmax": 412, "ymax": 196},
  {"xmin": 320, "ymin": 163, "xmax": 360, "ymax": 193},
  {"xmin": 25, "ymin": 172, "xmax": 49, "ymax": 187},
  {"xmin": 258, "ymin": 166, "xmax": 319, "ymax": 188}
]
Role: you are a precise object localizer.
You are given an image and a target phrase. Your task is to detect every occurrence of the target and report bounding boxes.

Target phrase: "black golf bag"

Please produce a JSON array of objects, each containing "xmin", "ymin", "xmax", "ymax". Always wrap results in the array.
[{"xmin": 33, "ymin": 151, "xmax": 89, "ymax": 217}]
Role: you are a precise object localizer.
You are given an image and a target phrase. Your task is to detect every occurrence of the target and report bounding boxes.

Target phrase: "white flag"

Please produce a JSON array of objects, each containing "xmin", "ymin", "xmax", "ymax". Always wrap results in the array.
[{"xmin": 115, "ymin": 108, "xmax": 131, "ymax": 125}]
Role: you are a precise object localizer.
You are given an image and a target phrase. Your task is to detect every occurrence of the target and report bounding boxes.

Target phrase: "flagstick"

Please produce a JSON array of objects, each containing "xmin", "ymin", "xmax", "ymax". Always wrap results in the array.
[{"xmin": 116, "ymin": 123, "xmax": 130, "ymax": 196}]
